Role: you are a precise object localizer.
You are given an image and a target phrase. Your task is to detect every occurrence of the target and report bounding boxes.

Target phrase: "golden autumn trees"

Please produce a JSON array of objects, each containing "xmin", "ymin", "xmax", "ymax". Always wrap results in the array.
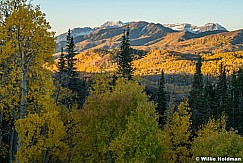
[
  {"xmin": 15, "ymin": 110, "xmax": 68, "ymax": 162},
  {"xmin": 73, "ymin": 49, "xmax": 243, "ymax": 76},
  {"xmin": 110, "ymin": 99, "xmax": 163, "ymax": 162},
  {"xmin": 0, "ymin": 0, "xmax": 56, "ymax": 119},
  {"xmin": 71, "ymin": 78, "xmax": 163, "ymax": 162},
  {"xmin": 1, "ymin": 1, "xmax": 55, "ymax": 117},
  {"xmin": 162, "ymin": 100, "xmax": 192, "ymax": 163},
  {"xmin": 2, "ymin": 1, "xmax": 243, "ymax": 162},
  {"xmin": 192, "ymin": 115, "xmax": 243, "ymax": 161},
  {"xmin": 0, "ymin": 0, "xmax": 66, "ymax": 162}
]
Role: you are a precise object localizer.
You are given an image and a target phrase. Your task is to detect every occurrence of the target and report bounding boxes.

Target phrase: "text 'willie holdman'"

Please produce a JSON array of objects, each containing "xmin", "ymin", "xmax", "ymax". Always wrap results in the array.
[{"xmin": 197, "ymin": 156, "xmax": 242, "ymax": 162}]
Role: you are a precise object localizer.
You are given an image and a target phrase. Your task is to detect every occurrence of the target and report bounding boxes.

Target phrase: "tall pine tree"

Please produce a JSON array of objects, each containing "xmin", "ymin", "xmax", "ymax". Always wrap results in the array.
[
  {"xmin": 66, "ymin": 29, "xmax": 78, "ymax": 85},
  {"xmin": 237, "ymin": 68, "xmax": 243, "ymax": 134},
  {"xmin": 229, "ymin": 68, "xmax": 243, "ymax": 134},
  {"xmin": 202, "ymin": 80, "xmax": 215, "ymax": 120},
  {"xmin": 118, "ymin": 26, "xmax": 133, "ymax": 80},
  {"xmin": 230, "ymin": 71, "xmax": 238, "ymax": 128},
  {"xmin": 65, "ymin": 29, "xmax": 86, "ymax": 107},
  {"xmin": 54, "ymin": 29, "xmax": 87, "ymax": 108},
  {"xmin": 189, "ymin": 56, "xmax": 204, "ymax": 130},
  {"xmin": 215, "ymin": 63, "xmax": 228, "ymax": 116},
  {"xmin": 58, "ymin": 47, "xmax": 66, "ymax": 73},
  {"xmin": 157, "ymin": 70, "xmax": 167, "ymax": 126}
]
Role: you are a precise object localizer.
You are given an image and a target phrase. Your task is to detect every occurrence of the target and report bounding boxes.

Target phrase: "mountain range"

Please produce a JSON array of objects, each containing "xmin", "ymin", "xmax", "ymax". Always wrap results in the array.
[{"xmin": 55, "ymin": 21, "xmax": 243, "ymax": 54}]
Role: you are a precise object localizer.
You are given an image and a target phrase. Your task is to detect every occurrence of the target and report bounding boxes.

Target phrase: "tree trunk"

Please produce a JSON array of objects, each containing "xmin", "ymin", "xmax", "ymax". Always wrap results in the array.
[
  {"xmin": 232, "ymin": 90, "xmax": 235, "ymax": 128},
  {"xmin": 20, "ymin": 68, "xmax": 27, "ymax": 119},
  {"xmin": 238, "ymin": 93, "xmax": 243, "ymax": 133},
  {"xmin": 54, "ymin": 81, "xmax": 61, "ymax": 105},
  {"xmin": 17, "ymin": 25, "xmax": 27, "ymax": 119},
  {"xmin": 106, "ymin": 129, "xmax": 115, "ymax": 163},
  {"xmin": 107, "ymin": 151, "xmax": 113, "ymax": 163},
  {"xmin": 9, "ymin": 127, "xmax": 15, "ymax": 163},
  {"xmin": 16, "ymin": 28, "xmax": 28, "ymax": 163},
  {"xmin": 43, "ymin": 149, "xmax": 49, "ymax": 163},
  {"xmin": 0, "ymin": 111, "xmax": 3, "ymax": 146}
]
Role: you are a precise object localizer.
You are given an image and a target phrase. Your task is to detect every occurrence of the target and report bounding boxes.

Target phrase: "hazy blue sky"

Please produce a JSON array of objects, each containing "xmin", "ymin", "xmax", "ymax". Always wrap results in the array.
[{"xmin": 34, "ymin": 0, "xmax": 243, "ymax": 35}]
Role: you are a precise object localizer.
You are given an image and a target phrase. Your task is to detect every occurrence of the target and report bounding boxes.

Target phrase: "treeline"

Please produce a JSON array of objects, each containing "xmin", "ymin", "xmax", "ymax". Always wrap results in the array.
[{"xmin": 1, "ymin": 1, "xmax": 243, "ymax": 163}]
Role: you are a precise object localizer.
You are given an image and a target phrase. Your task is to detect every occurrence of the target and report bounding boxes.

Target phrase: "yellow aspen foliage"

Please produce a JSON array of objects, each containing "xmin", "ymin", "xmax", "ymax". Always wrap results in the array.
[
  {"xmin": 72, "ymin": 78, "xmax": 155, "ymax": 161},
  {"xmin": 0, "ymin": 1, "xmax": 55, "ymax": 116},
  {"xmin": 162, "ymin": 100, "xmax": 192, "ymax": 163},
  {"xmin": 0, "ymin": 63, "xmax": 21, "ymax": 112},
  {"xmin": 15, "ymin": 110, "xmax": 68, "ymax": 162},
  {"xmin": 197, "ymin": 114, "xmax": 227, "ymax": 138},
  {"xmin": 192, "ymin": 115, "xmax": 243, "ymax": 161},
  {"xmin": 0, "ymin": 2, "xmax": 56, "ymax": 163},
  {"xmin": 0, "ymin": 1, "xmax": 57, "ymax": 162},
  {"xmin": 110, "ymin": 100, "xmax": 163, "ymax": 162},
  {"xmin": 60, "ymin": 48, "xmax": 243, "ymax": 77}
]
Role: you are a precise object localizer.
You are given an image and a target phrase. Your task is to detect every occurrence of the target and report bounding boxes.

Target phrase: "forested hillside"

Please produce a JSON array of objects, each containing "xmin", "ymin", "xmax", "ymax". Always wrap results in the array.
[
  {"xmin": 1, "ymin": 1, "xmax": 243, "ymax": 163},
  {"xmin": 70, "ymin": 49, "xmax": 243, "ymax": 77}
]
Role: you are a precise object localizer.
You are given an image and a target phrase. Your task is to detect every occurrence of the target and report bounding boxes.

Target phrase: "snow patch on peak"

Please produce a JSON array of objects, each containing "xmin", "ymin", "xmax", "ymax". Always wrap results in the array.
[
  {"xmin": 202, "ymin": 23, "xmax": 227, "ymax": 32},
  {"xmin": 164, "ymin": 23, "xmax": 228, "ymax": 34},
  {"xmin": 164, "ymin": 23, "xmax": 199, "ymax": 34},
  {"xmin": 71, "ymin": 27, "xmax": 93, "ymax": 37},
  {"xmin": 139, "ymin": 25, "xmax": 147, "ymax": 35},
  {"xmin": 55, "ymin": 27, "xmax": 93, "ymax": 43},
  {"xmin": 100, "ymin": 20, "xmax": 124, "ymax": 29}
]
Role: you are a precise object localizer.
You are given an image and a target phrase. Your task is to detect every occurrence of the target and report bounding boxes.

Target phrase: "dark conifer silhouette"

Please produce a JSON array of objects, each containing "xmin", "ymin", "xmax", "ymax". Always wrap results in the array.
[
  {"xmin": 189, "ymin": 56, "xmax": 204, "ymax": 129},
  {"xmin": 118, "ymin": 26, "xmax": 133, "ymax": 80},
  {"xmin": 57, "ymin": 47, "xmax": 66, "ymax": 73},
  {"xmin": 157, "ymin": 70, "xmax": 167, "ymax": 126}
]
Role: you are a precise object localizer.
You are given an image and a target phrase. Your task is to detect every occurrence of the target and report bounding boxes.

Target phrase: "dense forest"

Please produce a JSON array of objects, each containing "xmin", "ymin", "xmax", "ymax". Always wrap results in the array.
[{"xmin": 1, "ymin": 1, "xmax": 243, "ymax": 163}]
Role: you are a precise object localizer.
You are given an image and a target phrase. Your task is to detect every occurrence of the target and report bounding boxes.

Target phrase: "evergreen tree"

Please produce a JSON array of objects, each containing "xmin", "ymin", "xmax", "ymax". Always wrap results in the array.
[
  {"xmin": 238, "ymin": 92, "xmax": 243, "ymax": 134},
  {"xmin": 57, "ymin": 47, "xmax": 66, "ymax": 73},
  {"xmin": 64, "ymin": 29, "xmax": 86, "ymax": 107},
  {"xmin": 228, "ymin": 71, "xmax": 238, "ymax": 129},
  {"xmin": 202, "ymin": 80, "xmax": 215, "ymax": 121},
  {"xmin": 231, "ymin": 68, "xmax": 243, "ymax": 134},
  {"xmin": 215, "ymin": 63, "xmax": 228, "ymax": 116},
  {"xmin": 157, "ymin": 70, "xmax": 167, "ymax": 126},
  {"xmin": 189, "ymin": 56, "xmax": 204, "ymax": 130},
  {"xmin": 65, "ymin": 29, "xmax": 78, "ymax": 84},
  {"xmin": 54, "ymin": 30, "xmax": 87, "ymax": 109},
  {"xmin": 118, "ymin": 26, "xmax": 133, "ymax": 80}
]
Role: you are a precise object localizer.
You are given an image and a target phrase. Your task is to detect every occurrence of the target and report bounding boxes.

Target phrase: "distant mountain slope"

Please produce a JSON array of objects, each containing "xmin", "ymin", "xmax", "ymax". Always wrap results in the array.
[
  {"xmin": 55, "ymin": 21, "xmax": 175, "ymax": 52},
  {"xmin": 55, "ymin": 21, "xmax": 243, "ymax": 54},
  {"xmin": 150, "ymin": 30, "xmax": 243, "ymax": 54}
]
